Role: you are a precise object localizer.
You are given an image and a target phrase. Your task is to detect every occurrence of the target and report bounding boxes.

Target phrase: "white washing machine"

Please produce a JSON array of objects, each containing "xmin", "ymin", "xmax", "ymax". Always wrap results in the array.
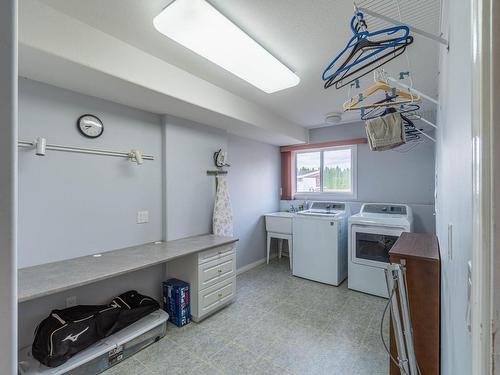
[
  {"xmin": 348, "ymin": 203, "xmax": 413, "ymax": 297},
  {"xmin": 292, "ymin": 202, "xmax": 349, "ymax": 286}
]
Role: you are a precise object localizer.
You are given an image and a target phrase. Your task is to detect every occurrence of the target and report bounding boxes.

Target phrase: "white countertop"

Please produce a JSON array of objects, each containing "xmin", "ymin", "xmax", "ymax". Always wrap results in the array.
[{"xmin": 18, "ymin": 234, "xmax": 238, "ymax": 303}]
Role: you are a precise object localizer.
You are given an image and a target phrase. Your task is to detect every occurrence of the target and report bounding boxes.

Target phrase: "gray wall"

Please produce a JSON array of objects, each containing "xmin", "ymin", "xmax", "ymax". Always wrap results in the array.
[
  {"xmin": 163, "ymin": 116, "xmax": 281, "ymax": 269},
  {"xmin": 18, "ymin": 264, "xmax": 166, "ymax": 349},
  {"xmin": 436, "ymin": 0, "xmax": 472, "ymax": 372},
  {"xmin": 1, "ymin": 0, "xmax": 18, "ymax": 372},
  {"xmin": 18, "ymin": 79, "xmax": 163, "ymax": 268},
  {"xmin": 305, "ymin": 123, "xmax": 435, "ymax": 233},
  {"xmin": 17, "ymin": 80, "xmax": 282, "ymax": 348},
  {"xmin": 164, "ymin": 116, "xmax": 227, "ymax": 240},
  {"xmin": 17, "ymin": 79, "xmax": 165, "ymax": 349},
  {"xmin": 227, "ymin": 134, "xmax": 281, "ymax": 268}
]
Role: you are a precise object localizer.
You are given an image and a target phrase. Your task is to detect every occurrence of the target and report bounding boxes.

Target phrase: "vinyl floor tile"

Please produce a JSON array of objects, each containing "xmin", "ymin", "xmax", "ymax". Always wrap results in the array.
[
  {"xmin": 210, "ymin": 343, "xmax": 260, "ymax": 374},
  {"xmin": 103, "ymin": 259, "xmax": 389, "ymax": 375},
  {"xmin": 104, "ymin": 356, "xmax": 151, "ymax": 375},
  {"xmin": 133, "ymin": 338, "xmax": 204, "ymax": 375}
]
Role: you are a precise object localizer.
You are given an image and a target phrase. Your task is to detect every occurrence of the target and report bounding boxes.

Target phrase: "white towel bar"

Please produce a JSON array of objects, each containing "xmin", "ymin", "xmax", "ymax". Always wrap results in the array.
[{"xmin": 18, "ymin": 139, "xmax": 154, "ymax": 162}]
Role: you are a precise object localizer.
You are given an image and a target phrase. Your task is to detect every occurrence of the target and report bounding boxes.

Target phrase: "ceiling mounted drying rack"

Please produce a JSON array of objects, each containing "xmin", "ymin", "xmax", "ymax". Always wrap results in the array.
[
  {"xmin": 18, "ymin": 137, "xmax": 154, "ymax": 165},
  {"xmin": 357, "ymin": 6, "xmax": 448, "ymax": 47},
  {"xmin": 387, "ymin": 73, "xmax": 439, "ymax": 135},
  {"xmin": 387, "ymin": 76, "xmax": 439, "ymax": 106},
  {"xmin": 356, "ymin": 0, "xmax": 443, "ymax": 139},
  {"xmin": 322, "ymin": 10, "xmax": 414, "ymax": 90},
  {"xmin": 346, "ymin": 72, "xmax": 439, "ymax": 135},
  {"xmin": 318, "ymin": 0, "xmax": 441, "ymax": 151}
]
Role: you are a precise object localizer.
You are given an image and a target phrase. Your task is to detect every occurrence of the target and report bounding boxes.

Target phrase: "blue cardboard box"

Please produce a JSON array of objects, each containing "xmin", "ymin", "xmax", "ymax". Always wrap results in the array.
[{"xmin": 162, "ymin": 278, "xmax": 190, "ymax": 327}]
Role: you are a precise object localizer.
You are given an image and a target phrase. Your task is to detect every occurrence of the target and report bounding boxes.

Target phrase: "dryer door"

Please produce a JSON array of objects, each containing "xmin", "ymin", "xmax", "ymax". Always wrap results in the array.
[{"xmin": 350, "ymin": 225, "xmax": 405, "ymax": 268}]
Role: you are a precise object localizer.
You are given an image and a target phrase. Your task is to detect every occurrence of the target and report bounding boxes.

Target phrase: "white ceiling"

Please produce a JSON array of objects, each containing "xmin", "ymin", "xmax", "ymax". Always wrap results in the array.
[{"xmin": 38, "ymin": 0, "xmax": 440, "ymax": 128}]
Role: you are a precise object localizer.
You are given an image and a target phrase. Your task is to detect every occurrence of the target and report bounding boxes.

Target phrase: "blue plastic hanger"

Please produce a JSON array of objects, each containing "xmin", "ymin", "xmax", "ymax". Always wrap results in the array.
[{"xmin": 322, "ymin": 12, "xmax": 412, "ymax": 84}]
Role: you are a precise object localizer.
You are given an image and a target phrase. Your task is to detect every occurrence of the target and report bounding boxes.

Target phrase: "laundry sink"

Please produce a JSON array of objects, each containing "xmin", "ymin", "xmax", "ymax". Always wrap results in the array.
[{"xmin": 264, "ymin": 212, "xmax": 294, "ymax": 234}]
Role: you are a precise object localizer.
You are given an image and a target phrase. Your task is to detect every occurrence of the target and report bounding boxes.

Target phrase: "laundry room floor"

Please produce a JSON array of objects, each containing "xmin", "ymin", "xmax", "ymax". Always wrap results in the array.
[{"xmin": 104, "ymin": 259, "xmax": 390, "ymax": 375}]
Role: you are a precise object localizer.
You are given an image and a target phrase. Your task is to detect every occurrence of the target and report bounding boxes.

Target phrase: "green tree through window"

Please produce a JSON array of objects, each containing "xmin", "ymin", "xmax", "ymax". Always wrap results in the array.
[
  {"xmin": 323, "ymin": 166, "xmax": 351, "ymax": 191},
  {"xmin": 295, "ymin": 147, "xmax": 354, "ymax": 194}
]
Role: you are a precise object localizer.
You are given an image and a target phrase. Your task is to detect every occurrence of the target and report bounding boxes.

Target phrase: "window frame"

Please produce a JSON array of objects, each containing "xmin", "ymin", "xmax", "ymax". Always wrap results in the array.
[{"xmin": 293, "ymin": 145, "xmax": 357, "ymax": 200}]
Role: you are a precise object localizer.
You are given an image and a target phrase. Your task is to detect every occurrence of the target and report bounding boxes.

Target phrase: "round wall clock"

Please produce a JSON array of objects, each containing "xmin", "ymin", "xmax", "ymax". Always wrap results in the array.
[{"xmin": 77, "ymin": 114, "xmax": 104, "ymax": 138}]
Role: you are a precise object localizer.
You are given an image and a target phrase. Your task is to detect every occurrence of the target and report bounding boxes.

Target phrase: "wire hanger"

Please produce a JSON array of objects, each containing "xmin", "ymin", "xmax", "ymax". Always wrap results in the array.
[
  {"xmin": 329, "ymin": 43, "xmax": 410, "ymax": 90},
  {"xmin": 345, "ymin": 1, "xmax": 436, "ymax": 150},
  {"xmin": 322, "ymin": 10, "xmax": 413, "ymax": 90},
  {"xmin": 360, "ymin": 97, "xmax": 421, "ymax": 121},
  {"xmin": 358, "ymin": 87, "xmax": 436, "ymax": 143},
  {"xmin": 361, "ymin": 100, "xmax": 422, "ymax": 141}
]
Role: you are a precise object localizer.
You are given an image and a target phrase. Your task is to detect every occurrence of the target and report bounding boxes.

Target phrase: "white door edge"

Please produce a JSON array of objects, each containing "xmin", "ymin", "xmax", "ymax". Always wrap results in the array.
[{"xmin": 471, "ymin": 0, "xmax": 496, "ymax": 373}]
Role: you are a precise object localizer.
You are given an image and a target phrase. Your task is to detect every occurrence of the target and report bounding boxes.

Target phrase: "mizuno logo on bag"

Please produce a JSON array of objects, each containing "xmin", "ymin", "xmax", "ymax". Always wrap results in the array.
[{"xmin": 62, "ymin": 326, "xmax": 89, "ymax": 343}]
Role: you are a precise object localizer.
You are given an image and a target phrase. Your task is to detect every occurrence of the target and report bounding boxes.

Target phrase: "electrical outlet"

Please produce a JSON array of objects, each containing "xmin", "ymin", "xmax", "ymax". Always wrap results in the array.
[
  {"xmin": 137, "ymin": 210, "xmax": 149, "ymax": 224},
  {"xmin": 66, "ymin": 296, "xmax": 77, "ymax": 308}
]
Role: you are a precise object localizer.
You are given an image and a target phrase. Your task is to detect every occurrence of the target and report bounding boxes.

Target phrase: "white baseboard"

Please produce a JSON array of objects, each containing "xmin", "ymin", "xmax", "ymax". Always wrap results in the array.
[
  {"xmin": 236, "ymin": 254, "xmax": 277, "ymax": 275},
  {"xmin": 236, "ymin": 258, "xmax": 266, "ymax": 275}
]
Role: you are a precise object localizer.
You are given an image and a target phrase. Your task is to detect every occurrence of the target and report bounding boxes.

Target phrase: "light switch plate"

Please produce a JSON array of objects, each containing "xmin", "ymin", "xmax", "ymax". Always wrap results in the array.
[{"xmin": 137, "ymin": 210, "xmax": 149, "ymax": 224}]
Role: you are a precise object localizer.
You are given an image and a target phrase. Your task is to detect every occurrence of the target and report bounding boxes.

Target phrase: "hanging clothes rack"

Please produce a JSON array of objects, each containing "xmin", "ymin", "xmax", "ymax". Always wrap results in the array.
[
  {"xmin": 385, "ymin": 74, "xmax": 440, "ymax": 131},
  {"xmin": 358, "ymin": 7, "xmax": 448, "ymax": 47},
  {"xmin": 412, "ymin": 126, "xmax": 435, "ymax": 142},
  {"xmin": 337, "ymin": 1, "xmax": 440, "ymax": 148},
  {"xmin": 387, "ymin": 76, "xmax": 439, "ymax": 106}
]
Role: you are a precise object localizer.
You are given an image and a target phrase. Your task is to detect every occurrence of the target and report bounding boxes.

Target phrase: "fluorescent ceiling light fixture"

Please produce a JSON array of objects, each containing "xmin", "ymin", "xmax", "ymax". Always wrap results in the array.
[{"xmin": 153, "ymin": 0, "xmax": 300, "ymax": 93}]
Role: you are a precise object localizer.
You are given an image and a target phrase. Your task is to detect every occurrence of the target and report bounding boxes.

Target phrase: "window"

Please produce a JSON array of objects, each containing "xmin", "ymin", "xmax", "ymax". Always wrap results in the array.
[
  {"xmin": 323, "ymin": 149, "xmax": 352, "ymax": 193},
  {"xmin": 295, "ymin": 146, "xmax": 357, "ymax": 198},
  {"xmin": 296, "ymin": 151, "xmax": 321, "ymax": 193}
]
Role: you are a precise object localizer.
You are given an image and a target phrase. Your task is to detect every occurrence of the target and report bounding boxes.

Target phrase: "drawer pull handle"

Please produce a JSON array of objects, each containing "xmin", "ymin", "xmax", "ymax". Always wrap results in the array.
[
  {"xmin": 218, "ymin": 269, "xmax": 222, "ymax": 273},
  {"xmin": 218, "ymin": 251, "xmax": 222, "ymax": 255},
  {"xmin": 218, "ymin": 293, "xmax": 223, "ymax": 298}
]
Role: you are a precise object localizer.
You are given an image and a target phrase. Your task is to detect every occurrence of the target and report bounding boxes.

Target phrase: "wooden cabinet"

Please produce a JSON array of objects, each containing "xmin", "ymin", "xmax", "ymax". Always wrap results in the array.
[
  {"xmin": 389, "ymin": 232, "xmax": 440, "ymax": 375},
  {"xmin": 167, "ymin": 243, "xmax": 236, "ymax": 322}
]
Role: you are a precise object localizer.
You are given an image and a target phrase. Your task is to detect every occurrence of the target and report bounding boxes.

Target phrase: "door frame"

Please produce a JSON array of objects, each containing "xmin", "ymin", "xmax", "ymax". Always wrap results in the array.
[
  {"xmin": 0, "ymin": 0, "xmax": 18, "ymax": 373},
  {"xmin": 471, "ymin": 0, "xmax": 497, "ymax": 373}
]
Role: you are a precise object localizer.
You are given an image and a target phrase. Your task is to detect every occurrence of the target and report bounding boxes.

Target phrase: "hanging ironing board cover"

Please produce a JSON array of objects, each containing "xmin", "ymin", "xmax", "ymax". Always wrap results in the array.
[{"xmin": 213, "ymin": 176, "xmax": 233, "ymax": 237}]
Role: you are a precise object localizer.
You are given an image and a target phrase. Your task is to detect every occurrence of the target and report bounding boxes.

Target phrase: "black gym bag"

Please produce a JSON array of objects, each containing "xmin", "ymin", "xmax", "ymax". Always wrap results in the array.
[{"xmin": 32, "ymin": 290, "xmax": 159, "ymax": 368}]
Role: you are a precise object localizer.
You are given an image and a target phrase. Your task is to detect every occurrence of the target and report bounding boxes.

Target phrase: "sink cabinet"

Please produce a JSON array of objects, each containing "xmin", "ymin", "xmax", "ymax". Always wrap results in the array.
[
  {"xmin": 265, "ymin": 212, "xmax": 294, "ymax": 234},
  {"xmin": 265, "ymin": 212, "xmax": 294, "ymax": 268}
]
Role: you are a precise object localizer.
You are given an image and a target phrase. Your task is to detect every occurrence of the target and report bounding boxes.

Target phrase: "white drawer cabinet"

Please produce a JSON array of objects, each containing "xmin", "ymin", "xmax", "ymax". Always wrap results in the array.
[
  {"xmin": 199, "ymin": 253, "xmax": 236, "ymax": 290},
  {"xmin": 199, "ymin": 277, "xmax": 236, "ymax": 316},
  {"xmin": 166, "ymin": 243, "xmax": 236, "ymax": 322},
  {"xmin": 198, "ymin": 244, "xmax": 235, "ymax": 264}
]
